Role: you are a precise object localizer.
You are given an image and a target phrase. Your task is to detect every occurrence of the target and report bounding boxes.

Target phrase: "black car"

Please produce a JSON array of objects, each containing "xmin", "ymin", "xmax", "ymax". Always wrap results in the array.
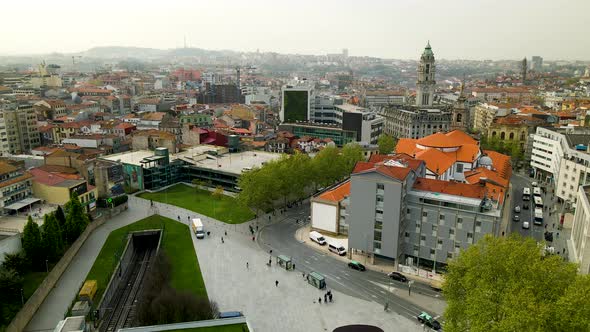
[
  {"xmin": 387, "ymin": 271, "xmax": 408, "ymax": 282},
  {"xmin": 348, "ymin": 261, "xmax": 366, "ymax": 271}
]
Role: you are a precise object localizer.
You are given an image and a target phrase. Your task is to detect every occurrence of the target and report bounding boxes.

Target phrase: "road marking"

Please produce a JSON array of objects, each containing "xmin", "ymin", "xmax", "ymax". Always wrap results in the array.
[
  {"xmin": 304, "ymin": 260, "xmax": 310, "ymax": 264},
  {"xmin": 371, "ymin": 294, "xmax": 378, "ymax": 298},
  {"xmin": 380, "ymin": 290, "xmax": 386, "ymax": 294}
]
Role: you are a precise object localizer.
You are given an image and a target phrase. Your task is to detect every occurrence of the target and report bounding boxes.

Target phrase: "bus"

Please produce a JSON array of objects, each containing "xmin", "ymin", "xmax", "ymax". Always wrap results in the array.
[
  {"xmin": 534, "ymin": 208, "xmax": 544, "ymax": 225},
  {"xmin": 534, "ymin": 196, "xmax": 544, "ymax": 209},
  {"xmin": 533, "ymin": 187, "xmax": 542, "ymax": 197},
  {"xmin": 522, "ymin": 187, "xmax": 531, "ymax": 201}
]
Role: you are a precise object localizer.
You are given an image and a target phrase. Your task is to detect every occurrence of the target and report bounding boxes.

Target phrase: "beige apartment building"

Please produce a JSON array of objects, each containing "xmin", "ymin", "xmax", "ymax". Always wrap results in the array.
[{"xmin": 0, "ymin": 105, "xmax": 41, "ymax": 155}]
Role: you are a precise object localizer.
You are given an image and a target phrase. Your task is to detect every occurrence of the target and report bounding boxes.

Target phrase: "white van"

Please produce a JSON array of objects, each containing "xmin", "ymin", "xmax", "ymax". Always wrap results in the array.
[
  {"xmin": 309, "ymin": 231, "xmax": 326, "ymax": 245},
  {"xmin": 192, "ymin": 218, "xmax": 205, "ymax": 239},
  {"xmin": 328, "ymin": 242, "xmax": 347, "ymax": 256}
]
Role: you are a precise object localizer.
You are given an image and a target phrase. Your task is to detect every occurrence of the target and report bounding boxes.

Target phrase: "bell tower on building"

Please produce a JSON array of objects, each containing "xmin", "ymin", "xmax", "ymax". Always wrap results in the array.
[{"xmin": 416, "ymin": 41, "xmax": 436, "ymax": 107}]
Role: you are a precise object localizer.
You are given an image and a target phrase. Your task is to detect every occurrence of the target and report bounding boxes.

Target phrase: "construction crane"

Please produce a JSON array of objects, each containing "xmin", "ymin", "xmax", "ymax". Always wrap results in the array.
[{"xmin": 71, "ymin": 56, "xmax": 82, "ymax": 65}]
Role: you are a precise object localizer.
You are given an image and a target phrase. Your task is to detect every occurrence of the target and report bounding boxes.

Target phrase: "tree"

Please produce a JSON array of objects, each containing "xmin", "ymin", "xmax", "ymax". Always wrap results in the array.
[
  {"xmin": 238, "ymin": 165, "xmax": 278, "ymax": 215},
  {"xmin": 211, "ymin": 186, "xmax": 224, "ymax": 200},
  {"xmin": 2, "ymin": 251, "xmax": 29, "ymax": 275},
  {"xmin": 341, "ymin": 143, "xmax": 365, "ymax": 174},
  {"xmin": 377, "ymin": 134, "xmax": 396, "ymax": 155},
  {"xmin": 555, "ymin": 275, "xmax": 590, "ymax": 331},
  {"xmin": 444, "ymin": 234, "xmax": 579, "ymax": 332},
  {"xmin": 55, "ymin": 205, "xmax": 66, "ymax": 231},
  {"xmin": 22, "ymin": 217, "xmax": 42, "ymax": 270},
  {"xmin": 0, "ymin": 268, "xmax": 23, "ymax": 301},
  {"xmin": 311, "ymin": 146, "xmax": 343, "ymax": 188},
  {"xmin": 192, "ymin": 179, "xmax": 204, "ymax": 193},
  {"xmin": 42, "ymin": 214, "xmax": 62, "ymax": 262},
  {"xmin": 64, "ymin": 194, "xmax": 89, "ymax": 243}
]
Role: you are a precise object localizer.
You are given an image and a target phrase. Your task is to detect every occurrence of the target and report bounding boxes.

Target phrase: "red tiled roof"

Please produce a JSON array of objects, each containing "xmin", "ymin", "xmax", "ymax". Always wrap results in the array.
[
  {"xmin": 464, "ymin": 167, "xmax": 509, "ymax": 188},
  {"xmin": 412, "ymin": 177, "xmax": 486, "ymax": 199},
  {"xmin": 368, "ymin": 154, "xmax": 424, "ymax": 171},
  {"xmin": 318, "ymin": 180, "xmax": 351, "ymax": 202},
  {"xmin": 353, "ymin": 161, "xmax": 412, "ymax": 181},
  {"xmin": 415, "ymin": 148, "xmax": 454, "ymax": 175},
  {"xmin": 483, "ymin": 150, "xmax": 512, "ymax": 180}
]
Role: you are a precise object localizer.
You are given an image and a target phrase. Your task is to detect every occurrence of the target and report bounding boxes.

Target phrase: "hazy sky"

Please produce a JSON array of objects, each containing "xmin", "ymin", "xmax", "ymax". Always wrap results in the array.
[{"xmin": 2, "ymin": 0, "xmax": 588, "ymax": 60}]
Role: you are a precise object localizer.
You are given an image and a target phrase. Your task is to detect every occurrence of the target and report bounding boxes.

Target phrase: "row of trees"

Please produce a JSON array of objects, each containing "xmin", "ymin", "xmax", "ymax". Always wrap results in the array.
[
  {"xmin": 0, "ymin": 194, "xmax": 91, "ymax": 329},
  {"xmin": 480, "ymin": 135, "xmax": 524, "ymax": 162},
  {"xmin": 444, "ymin": 234, "xmax": 590, "ymax": 331},
  {"xmin": 238, "ymin": 144, "xmax": 365, "ymax": 213}
]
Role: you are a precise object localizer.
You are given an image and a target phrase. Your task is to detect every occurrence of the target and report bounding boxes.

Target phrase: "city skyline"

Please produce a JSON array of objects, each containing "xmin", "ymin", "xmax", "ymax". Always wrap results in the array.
[{"xmin": 1, "ymin": 0, "xmax": 588, "ymax": 61}]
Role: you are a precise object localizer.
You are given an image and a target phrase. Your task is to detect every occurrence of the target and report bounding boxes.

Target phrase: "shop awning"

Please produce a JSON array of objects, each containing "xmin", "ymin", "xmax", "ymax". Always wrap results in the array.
[{"xmin": 4, "ymin": 198, "xmax": 41, "ymax": 210}]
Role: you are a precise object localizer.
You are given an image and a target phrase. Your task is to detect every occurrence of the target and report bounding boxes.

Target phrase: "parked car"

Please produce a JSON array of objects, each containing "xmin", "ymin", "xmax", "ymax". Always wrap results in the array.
[
  {"xmin": 417, "ymin": 312, "xmax": 441, "ymax": 330},
  {"xmin": 532, "ymin": 181, "xmax": 538, "ymax": 187},
  {"xmin": 348, "ymin": 261, "xmax": 366, "ymax": 271},
  {"xmin": 523, "ymin": 221, "xmax": 530, "ymax": 229},
  {"xmin": 513, "ymin": 215, "xmax": 520, "ymax": 222},
  {"xmin": 387, "ymin": 271, "xmax": 408, "ymax": 282},
  {"xmin": 514, "ymin": 206, "xmax": 521, "ymax": 213}
]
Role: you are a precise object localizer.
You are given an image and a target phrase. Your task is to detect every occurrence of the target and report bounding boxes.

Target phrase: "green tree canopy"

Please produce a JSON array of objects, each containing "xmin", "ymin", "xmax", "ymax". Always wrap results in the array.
[
  {"xmin": 377, "ymin": 134, "xmax": 396, "ymax": 154},
  {"xmin": 312, "ymin": 146, "xmax": 344, "ymax": 187},
  {"xmin": 341, "ymin": 143, "xmax": 365, "ymax": 174},
  {"xmin": 64, "ymin": 194, "xmax": 89, "ymax": 243},
  {"xmin": 42, "ymin": 213, "xmax": 62, "ymax": 262},
  {"xmin": 444, "ymin": 234, "xmax": 580, "ymax": 332},
  {"xmin": 22, "ymin": 216, "xmax": 42, "ymax": 269}
]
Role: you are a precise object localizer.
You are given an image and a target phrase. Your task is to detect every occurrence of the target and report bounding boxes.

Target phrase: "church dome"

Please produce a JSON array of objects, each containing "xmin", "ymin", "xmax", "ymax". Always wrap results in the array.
[
  {"xmin": 479, "ymin": 155, "xmax": 493, "ymax": 168},
  {"xmin": 422, "ymin": 41, "xmax": 434, "ymax": 57}
]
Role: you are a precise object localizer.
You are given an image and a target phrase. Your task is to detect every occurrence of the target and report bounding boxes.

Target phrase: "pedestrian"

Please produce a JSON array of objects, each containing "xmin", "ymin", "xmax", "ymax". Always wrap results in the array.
[
  {"xmin": 268, "ymin": 215, "xmax": 271, "ymax": 221},
  {"xmin": 563, "ymin": 248, "xmax": 565, "ymax": 254},
  {"xmin": 268, "ymin": 258, "xmax": 272, "ymax": 266},
  {"xmin": 275, "ymin": 280, "xmax": 279, "ymax": 287},
  {"xmin": 270, "ymin": 249, "xmax": 273, "ymax": 255},
  {"xmin": 502, "ymin": 231, "xmax": 505, "ymax": 236},
  {"xmin": 319, "ymin": 297, "xmax": 322, "ymax": 304},
  {"xmin": 329, "ymin": 293, "xmax": 333, "ymax": 302},
  {"xmin": 247, "ymin": 262, "xmax": 249, "ymax": 269},
  {"xmin": 557, "ymin": 232, "xmax": 560, "ymax": 238},
  {"xmin": 252, "ymin": 236, "xmax": 255, "ymax": 241},
  {"xmin": 221, "ymin": 237, "xmax": 224, "ymax": 243},
  {"xmin": 207, "ymin": 231, "xmax": 211, "ymax": 237},
  {"xmin": 553, "ymin": 223, "xmax": 555, "ymax": 229},
  {"xmin": 256, "ymin": 225, "xmax": 259, "ymax": 231},
  {"xmin": 292, "ymin": 264, "xmax": 295, "ymax": 270},
  {"xmin": 324, "ymin": 294, "xmax": 327, "ymax": 303},
  {"xmin": 150, "ymin": 199, "xmax": 153, "ymax": 206},
  {"xmin": 177, "ymin": 215, "xmax": 180, "ymax": 221},
  {"xmin": 225, "ymin": 230, "xmax": 227, "ymax": 236},
  {"xmin": 302, "ymin": 272, "xmax": 306, "ymax": 278}
]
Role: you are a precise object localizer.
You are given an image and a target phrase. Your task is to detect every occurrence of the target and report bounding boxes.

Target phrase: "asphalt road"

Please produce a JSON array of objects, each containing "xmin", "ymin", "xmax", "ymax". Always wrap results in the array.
[
  {"xmin": 509, "ymin": 172, "xmax": 559, "ymax": 242},
  {"xmin": 257, "ymin": 204, "xmax": 443, "ymax": 323}
]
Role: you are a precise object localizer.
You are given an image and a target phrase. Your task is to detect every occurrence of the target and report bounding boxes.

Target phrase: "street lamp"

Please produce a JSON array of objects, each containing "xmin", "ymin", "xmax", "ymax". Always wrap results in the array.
[
  {"xmin": 20, "ymin": 288, "xmax": 24, "ymax": 305},
  {"xmin": 45, "ymin": 259, "xmax": 49, "ymax": 273}
]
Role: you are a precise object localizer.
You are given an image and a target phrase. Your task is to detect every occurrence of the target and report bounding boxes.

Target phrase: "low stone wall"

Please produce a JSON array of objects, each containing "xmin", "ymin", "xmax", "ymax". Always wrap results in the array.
[
  {"xmin": 6, "ymin": 203, "xmax": 129, "ymax": 332},
  {"xmin": 118, "ymin": 316, "xmax": 249, "ymax": 332}
]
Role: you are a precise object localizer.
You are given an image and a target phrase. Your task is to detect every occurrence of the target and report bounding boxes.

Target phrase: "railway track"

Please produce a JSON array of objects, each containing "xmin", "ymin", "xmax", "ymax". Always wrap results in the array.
[{"xmin": 100, "ymin": 245, "xmax": 156, "ymax": 332}]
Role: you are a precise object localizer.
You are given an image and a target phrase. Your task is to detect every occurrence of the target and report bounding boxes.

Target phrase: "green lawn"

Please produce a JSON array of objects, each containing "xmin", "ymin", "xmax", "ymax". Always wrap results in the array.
[
  {"xmin": 166, "ymin": 324, "xmax": 248, "ymax": 332},
  {"xmin": 138, "ymin": 184, "xmax": 254, "ymax": 224},
  {"xmin": 84, "ymin": 215, "xmax": 207, "ymax": 307}
]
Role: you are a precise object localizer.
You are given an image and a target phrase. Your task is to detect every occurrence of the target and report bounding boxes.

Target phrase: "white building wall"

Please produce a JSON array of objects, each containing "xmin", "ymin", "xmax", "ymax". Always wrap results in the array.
[
  {"xmin": 311, "ymin": 201, "xmax": 338, "ymax": 234},
  {"xmin": 572, "ymin": 186, "xmax": 590, "ymax": 274}
]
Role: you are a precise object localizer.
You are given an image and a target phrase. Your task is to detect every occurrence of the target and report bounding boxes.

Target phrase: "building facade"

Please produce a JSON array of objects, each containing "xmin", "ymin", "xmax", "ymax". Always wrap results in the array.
[
  {"xmin": 0, "ymin": 105, "xmax": 41, "ymax": 155},
  {"xmin": 0, "ymin": 162, "xmax": 34, "ymax": 215},
  {"xmin": 280, "ymin": 83, "xmax": 314, "ymax": 123},
  {"xmin": 381, "ymin": 107, "xmax": 452, "ymax": 139},
  {"xmin": 571, "ymin": 185, "xmax": 590, "ymax": 274},
  {"xmin": 472, "ymin": 103, "xmax": 511, "ymax": 133}
]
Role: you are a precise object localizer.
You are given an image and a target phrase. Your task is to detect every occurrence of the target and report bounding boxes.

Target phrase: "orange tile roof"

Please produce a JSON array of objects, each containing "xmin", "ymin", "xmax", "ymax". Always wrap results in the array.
[
  {"xmin": 412, "ymin": 177, "xmax": 486, "ymax": 200},
  {"xmin": 318, "ymin": 180, "xmax": 351, "ymax": 202},
  {"xmin": 368, "ymin": 153, "xmax": 424, "ymax": 171},
  {"xmin": 464, "ymin": 167, "xmax": 509, "ymax": 188},
  {"xmin": 483, "ymin": 150, "xmax": 512, "ymax": 180},
  {"xmin": 415, "ymin": 148, "xmax": 454, "ymax": 175},
  {"xmin": 445, "ymin": 130, "xmax": 477, "ymax": 145},
  {"xmin": 395, "ymin": 138, "xmax": 418, "ymax": 155},
  {"xmin": 353, "ymin": 161, "xmax": 412, "ymax": 181},
  {"xmin": 448, "ymin": 144, "xmax": 480, "ymax": 163},
  {"xmin": 417, "ymin": 132, "xmax": 461, "ymax": 148}
]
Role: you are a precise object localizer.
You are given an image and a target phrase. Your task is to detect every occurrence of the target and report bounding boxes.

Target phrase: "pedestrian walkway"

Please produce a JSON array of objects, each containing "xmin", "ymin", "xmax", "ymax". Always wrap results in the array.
[{"xmin": 27, "ymin": 197, "xmax": 422, "ymax": 332}]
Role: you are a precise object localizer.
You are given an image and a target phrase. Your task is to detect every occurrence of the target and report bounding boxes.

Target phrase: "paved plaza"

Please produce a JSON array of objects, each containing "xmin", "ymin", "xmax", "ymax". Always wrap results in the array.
[{"xmin": 26, "ymin": 197, "xmax": 422, "ymax": 332}]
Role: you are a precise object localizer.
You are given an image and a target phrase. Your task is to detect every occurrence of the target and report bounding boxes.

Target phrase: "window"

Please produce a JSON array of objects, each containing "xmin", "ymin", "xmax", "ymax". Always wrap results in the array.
[
  {"xmin": 447, "ymin": 252, "xmax": 453, "ymax": 259},
  {"xmin": 430, "ymin": 249, "xmax": 435, "ymax": 258},
  {"xmin": 475, "ymin": 221, "xmax": 482, "ymax": 233},
  {"xmin": 500, "ymin": 132, "xmax": 506, "ymax": 139},
  {"xmin": 492, "ymin": 131, "xmax": 497, "ymax": 137},
  {"xmin": 456, "ymin": 113, "xmax": 462, "ymax": 122},
  {"xmin": 374, "ymin": 230, "xmax": 382, "ymax": 241},
  {"xmin": 405, "ymin": 232, "xmax": 410, "ymax": 239},
  {"xmin": 377, "ymin": 183, "xmax": 384, "ymax": 190},
  {"xmin": 437, "ymin": 239, "xmax": 443, "ymax": 249},
  {"xmin": 439, "ymin": 214, "xmax": 445, "ymax": 220},
  {"xmin": 416, "ymin": 224, "xmax": 421, "ymax": 233},
  {"xmin": 509, "ymin": 132, "xmax": 514, "ymax": 140},
  {"xmin": 455, "ymin": 243, "xmax": 461, "ymax": 253},
  {"xmin": 374, "ymin": 241, "xmax": 381, "ymax": 249},
  {"xmin": 420, "ymin": 235, "xmax": 426, "ymax": 245},
  {"xmin": 457, "ymin": 217, "xmax": 463, "ymax": 229},
  {"xmin": 377, "ymin": 196, "xmax": 384, "ymax": 202},
  {"xmin": 432, "ymin": 225, "xmax": 438, "ymax": 236},
  {"xmin": 456, "ymin": 164, "xmax": 464, "ymax": 173},
  {"xmin": 413, "ymin": 245, "xmax": 419, "ymax": 256},
  {"xmin": 374, "ymin": 220, "xmax": 382, "ymax": 230},
  {"xmin": 467, "ymin": 232, "xmax": 473, "ymax": 244},
  {"xmin": 422, "ymin": 211, "xmax": 428, "ymax": 217},
  {"xmin": 407, "ymin": 208, "xmax": 410, "ymax": 214}
]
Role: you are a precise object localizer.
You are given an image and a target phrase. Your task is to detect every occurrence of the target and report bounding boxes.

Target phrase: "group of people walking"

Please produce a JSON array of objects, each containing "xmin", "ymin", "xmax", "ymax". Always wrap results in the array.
[{"xmin": 317, "ymin": 290, "xmax": 333, "ymax": 304}]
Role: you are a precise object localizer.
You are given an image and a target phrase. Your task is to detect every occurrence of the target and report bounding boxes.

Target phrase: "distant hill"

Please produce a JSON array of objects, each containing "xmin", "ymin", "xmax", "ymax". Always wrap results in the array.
[{"xmin": 82, "ymin": 46, "xmax": 167, "ymax": 59}]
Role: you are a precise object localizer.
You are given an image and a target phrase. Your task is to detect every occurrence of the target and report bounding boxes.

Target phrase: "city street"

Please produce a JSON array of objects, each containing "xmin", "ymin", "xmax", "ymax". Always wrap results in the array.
[
  {"xmin": 257, "ymin": 203, "xmax": 446, "ymax": 322},
  {"xmin": 508, "ymin": 172, "xmax": 544, "ymax": 241}
]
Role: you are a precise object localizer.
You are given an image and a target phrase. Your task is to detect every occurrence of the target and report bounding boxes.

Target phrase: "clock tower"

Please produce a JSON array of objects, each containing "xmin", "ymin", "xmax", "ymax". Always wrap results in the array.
[{"xmin": 416, "ymin": 42, "xmax": 436, "ymax": 107}]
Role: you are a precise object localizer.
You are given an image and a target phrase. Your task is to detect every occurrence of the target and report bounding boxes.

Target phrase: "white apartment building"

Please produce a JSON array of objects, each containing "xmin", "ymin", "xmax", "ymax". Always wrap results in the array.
[
  {"xmin": 571, "ymin": 185, "xmax": 590, "ymax": 274},
  {"xmin": 531, "ymin": 126, "xmax": 590, "ymax": 205}
]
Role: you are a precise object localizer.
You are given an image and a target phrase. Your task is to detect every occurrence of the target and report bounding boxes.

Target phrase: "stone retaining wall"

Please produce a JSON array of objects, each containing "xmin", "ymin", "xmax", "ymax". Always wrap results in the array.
[{"xmin": 6, "ymin": 204, "xmax": 128, "ymax": 332}]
